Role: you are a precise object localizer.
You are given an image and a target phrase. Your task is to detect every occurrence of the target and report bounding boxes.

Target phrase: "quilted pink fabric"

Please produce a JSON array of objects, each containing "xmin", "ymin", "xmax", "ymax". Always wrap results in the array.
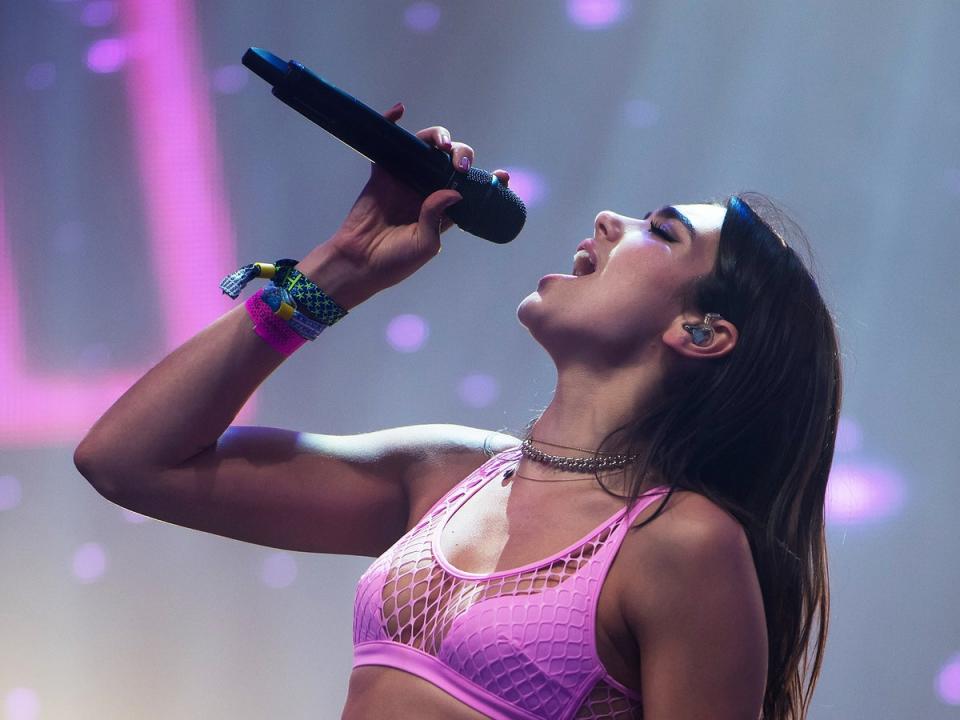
[{"xmin": 353, "ymin": 447, "xmax": 667, "ymax": 719}]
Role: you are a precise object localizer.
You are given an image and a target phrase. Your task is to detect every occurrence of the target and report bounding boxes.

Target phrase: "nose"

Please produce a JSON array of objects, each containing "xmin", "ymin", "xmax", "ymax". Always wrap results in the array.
[{"xmin": 594, "ymin": 211, "xmax": 624, "ymax": 242}]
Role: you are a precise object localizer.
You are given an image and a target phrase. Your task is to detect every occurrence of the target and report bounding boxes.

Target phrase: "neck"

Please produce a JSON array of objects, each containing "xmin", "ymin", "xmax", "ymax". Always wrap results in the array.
[
  {"xmin": 517, "ymin": 352, "xmax": 670, "ymax": 490},
  {"xmin": 532, "ymin": 355, "xmax": 666, "ymax": 453}
]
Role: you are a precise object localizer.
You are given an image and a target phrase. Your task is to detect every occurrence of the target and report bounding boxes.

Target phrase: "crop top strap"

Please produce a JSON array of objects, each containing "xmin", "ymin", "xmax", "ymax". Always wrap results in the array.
[{"xmin": 623, "ymin": 484, "xmax": 673, "ymax": 527}]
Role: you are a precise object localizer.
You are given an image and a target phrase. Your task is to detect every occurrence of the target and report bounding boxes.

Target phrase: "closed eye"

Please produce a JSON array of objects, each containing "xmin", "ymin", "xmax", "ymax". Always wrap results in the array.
[
  {"xmin": 642, "ymin": 211, "xmax": 678, "ymax": 243},
  {"xmin": 648, "ymin": 220, "xmax": 677, "ymax": 243}
]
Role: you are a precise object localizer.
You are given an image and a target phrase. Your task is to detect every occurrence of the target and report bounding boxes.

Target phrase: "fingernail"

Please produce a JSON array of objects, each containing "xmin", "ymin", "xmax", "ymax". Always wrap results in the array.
[{"xmin": 459, "ymin": 156, "xmax": 471, "ymax": 171}]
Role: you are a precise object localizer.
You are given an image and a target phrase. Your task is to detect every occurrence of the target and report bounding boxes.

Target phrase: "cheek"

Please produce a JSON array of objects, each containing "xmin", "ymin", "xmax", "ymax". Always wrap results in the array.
[{"xmin": 601, "ymin": 258, "xmax": 685, "ymax": 308}]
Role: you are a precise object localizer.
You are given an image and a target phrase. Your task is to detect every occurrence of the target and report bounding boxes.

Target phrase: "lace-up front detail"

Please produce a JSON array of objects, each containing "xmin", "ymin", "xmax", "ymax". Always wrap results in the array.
[{"xmin": 353, "ymin": 448, "xmax": 667, "ymax": 720}]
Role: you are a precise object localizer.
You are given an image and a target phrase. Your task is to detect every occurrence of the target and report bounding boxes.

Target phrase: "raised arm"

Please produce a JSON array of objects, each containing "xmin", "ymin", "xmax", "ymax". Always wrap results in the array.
[{"xmin": 74, "ymin": 106, "xmax": 517, "ymax": 556}]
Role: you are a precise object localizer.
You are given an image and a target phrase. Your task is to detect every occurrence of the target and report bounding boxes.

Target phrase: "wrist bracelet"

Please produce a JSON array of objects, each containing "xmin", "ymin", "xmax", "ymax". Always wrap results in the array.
[
  {"xmin": 220, "ymin": 259, "xmax": 348, "ymax": 345},
  {"xmin": 220, "ymin": 259, "xmax": 348, "ymax": 327},
  {"xmin": 244, "ymin": 289, "xmax": 307, "ymax": 356},
  {"xmin": 260, "ymin": 283, "xmax": 326, "ymax": 340}
]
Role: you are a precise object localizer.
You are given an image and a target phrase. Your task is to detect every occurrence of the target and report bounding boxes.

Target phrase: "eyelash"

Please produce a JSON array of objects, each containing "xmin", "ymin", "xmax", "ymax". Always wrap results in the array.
[{"xmin": 648, "ymin": 220, "xmax": 677, "ymax": 243}]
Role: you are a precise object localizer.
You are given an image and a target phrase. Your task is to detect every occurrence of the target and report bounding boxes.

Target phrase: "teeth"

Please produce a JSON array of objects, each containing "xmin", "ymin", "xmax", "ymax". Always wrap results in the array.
[{"xmin": 572, "ymin": 249, "xmax": 595, "ymax": 276}]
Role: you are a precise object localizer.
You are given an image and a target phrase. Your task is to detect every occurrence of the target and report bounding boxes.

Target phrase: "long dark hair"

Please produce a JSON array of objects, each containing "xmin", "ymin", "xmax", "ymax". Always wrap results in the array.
[{"xmin": 583, "ymin": 193, "xmax": 840, "ymax": 719}]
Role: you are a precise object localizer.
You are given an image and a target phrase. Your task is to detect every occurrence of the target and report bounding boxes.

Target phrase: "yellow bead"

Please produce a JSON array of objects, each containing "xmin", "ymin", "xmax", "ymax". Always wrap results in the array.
[
  {"xmin": 256, "ymin": 263, "xmax": 277, "ymax": 279},
  {"xmin": 275, "ymin": 302, "xmax": 295, "ymax": 321}
]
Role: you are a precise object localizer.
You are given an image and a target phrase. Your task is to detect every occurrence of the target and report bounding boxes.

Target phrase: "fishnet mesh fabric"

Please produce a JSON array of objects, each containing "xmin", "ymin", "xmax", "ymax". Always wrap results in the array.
[
  {"xmin": 354, "ymin": 452, "xmax": 645, "ymax": 719},
  {"xmin": 573, "ymin": 679, "xmax": 645, "ymax": 719}
]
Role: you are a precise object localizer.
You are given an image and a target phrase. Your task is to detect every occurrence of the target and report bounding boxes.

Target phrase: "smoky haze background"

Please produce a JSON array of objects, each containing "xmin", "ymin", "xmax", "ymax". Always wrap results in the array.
[{"xmin": 1, "ymin": 1, "xmax": 958, "ymax": 719}]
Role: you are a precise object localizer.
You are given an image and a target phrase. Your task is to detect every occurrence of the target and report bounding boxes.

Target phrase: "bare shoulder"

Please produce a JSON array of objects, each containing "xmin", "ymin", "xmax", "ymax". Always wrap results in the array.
[
  {"xmin": 398, "ymin": 424, "xmax": 521, "ymax": 528},
  {"xmin": 621, "ymin": 490, "xmax": 758, "ymax": 612},
  {"xmin": 617, "ymin": 490, "xmax": 768, "ymax": 718},
  {"xmin": 632, "ymin": 490, "xmax": 751, "ymax": 561}
]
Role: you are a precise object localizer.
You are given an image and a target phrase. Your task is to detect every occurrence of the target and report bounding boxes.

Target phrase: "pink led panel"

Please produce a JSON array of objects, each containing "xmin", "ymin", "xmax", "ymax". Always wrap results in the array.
[{"xmin": 0, "ymin": 0, "xmax": 254, "ymax": 447}]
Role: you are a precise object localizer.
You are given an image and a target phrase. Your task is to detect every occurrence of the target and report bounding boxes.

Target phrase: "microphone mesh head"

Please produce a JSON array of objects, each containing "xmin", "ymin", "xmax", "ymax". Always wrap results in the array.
[{"xmin": 447, "ymin": 167, "xmax": 527, "ymax": 243}]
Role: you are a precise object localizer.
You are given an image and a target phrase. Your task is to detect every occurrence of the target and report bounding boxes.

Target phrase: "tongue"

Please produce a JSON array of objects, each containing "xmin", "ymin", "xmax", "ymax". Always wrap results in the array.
[{"xmin": 572, "ymin": 251, "xmax": 595, "ymax": 276}]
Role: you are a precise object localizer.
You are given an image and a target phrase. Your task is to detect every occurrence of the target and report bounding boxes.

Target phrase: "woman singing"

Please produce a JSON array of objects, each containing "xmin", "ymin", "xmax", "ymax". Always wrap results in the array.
[{"xmin": 75, "ymin": 102, "xmax": 840, "ymax": 720}]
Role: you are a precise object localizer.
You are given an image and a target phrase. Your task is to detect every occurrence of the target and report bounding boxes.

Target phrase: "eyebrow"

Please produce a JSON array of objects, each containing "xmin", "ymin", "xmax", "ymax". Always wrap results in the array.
[{"xmin": 643, "ymin": 206, "xmax": 698, "ymax": 243}]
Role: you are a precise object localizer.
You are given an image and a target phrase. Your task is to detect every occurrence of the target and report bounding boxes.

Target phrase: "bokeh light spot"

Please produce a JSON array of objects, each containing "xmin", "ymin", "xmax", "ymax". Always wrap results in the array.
[
  {"xmin": 835, "ymin": 415, "xmax": 863, "ymax": 454},
  {"xmin": 212, "ymin": 64, "xmax": 248, "ymax": 95},
  {"xmin": 81, "ymin": 1, "xmax": 118, "ymax": 27},
  {"xmin": 386, "ymin": 314, "xmax": 429, "ymax": 352},
  {"xmin": 624, "ymin": 98, "xmax": 660, "ymax": 128},
  {"xmin": 72, "ymin": 542, "xmax": 107, "ymax": 583},
  {"xmin": 404, "ymin": 2, "xmax": 441, "ymax": 32},
  {"xmin": 86, "ymin": 38, "xmax": 127, "ymax": 74},
  {"xmin": 260, "ymin": 551, "xmax": 297, "ymax": 588},
  {"xmin": 24, "ymin": 62, "xmax": 56, "ymax": 91},
  {"xmin": 567, "ymin": 0, "xmax": 627, "ymax": 29},
  {"xmin": 825, "ymin": 461, "xmax": 905, "ymax": 525},
  {"xmin": 458, "ymin": 373, "xmax": 500, "ymax": 408},
  {"xmin": 4, "ymin": 688, "xmax": 40, "ymax": 720},
  {"xmin": 937, "ymin": 654, "xmax": 960, "ymax": 705},
  {"xmin": 0, "ymin": 475, "xmax": 22, "ymax": 511},
  {"xmin": 502, "ymin": 167, "xmax": 548, "ymax": 208}
]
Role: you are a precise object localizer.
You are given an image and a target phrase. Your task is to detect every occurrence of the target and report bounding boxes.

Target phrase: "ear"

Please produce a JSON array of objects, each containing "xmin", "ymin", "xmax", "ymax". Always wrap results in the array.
[{"xmin": 661, "ymin": 314, "xmax": 739, "ymax": 360}]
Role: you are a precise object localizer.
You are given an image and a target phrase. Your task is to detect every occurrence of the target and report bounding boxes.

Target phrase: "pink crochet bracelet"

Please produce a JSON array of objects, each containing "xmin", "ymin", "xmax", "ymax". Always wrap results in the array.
[{"xmin": 245, "ymin": 288, "xmax": 307, "ymax": 357}]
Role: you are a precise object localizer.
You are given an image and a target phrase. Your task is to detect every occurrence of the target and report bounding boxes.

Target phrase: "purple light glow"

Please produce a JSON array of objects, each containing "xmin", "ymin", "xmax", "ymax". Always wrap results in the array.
[
  {"xmin": 567, "ymin": 0, "xmax": 627, "ymax": 29},
  {"xmin": 835, "ymin": 416, "xmax": 863, "ymax": 454},
  {"xmin": 624, "ymin": 98, "xmax": 660, "ymax": 128},
  {"xmin": 0, "ymin": 475, "xmax": 21, "ymax": 511},
  {"xmin": 458, "ymin": 373, "xmax": 500, "ymax": 408},
  {"xmin": 825, "ymin": 461, "xmax": 905, "ymax": 525},
  {"xmin": 24, "ymin": 62, "xmax": 56, "ymax": 91},
  {"xmin": 72, "ymin": 541, "xmax": 107, "ymax": 583},
  {"xmin": 260, "ymin": 551, "xmax": 298, "ymax": 588},
  {"xmin": 4, "ymin": 688, "xmax": 40, "ymax": 720},
  {"xmin": 86, "ymin": 38, "xmax": 127, "ymax": 74},
  {"xmin": 386, "ymin": 314, "xmax": 429, "ymax": 352},
  {"xmin": 212, "ymin": 64, "xmax": 248, "ymax": 95},
  {"xmin": 81, "ymin": 1, "xmax": 118, "ymax": 27},
  {"xmin": 937, "ymin": 654, "xmax": 960, "ymax": 705},
  {"xmin": 502, "ymin": 167, "xmax": 548, "ymax": 208},
  {"xmin": 404, "ymin": 2, "xmax": 441, "ymax": 32}
]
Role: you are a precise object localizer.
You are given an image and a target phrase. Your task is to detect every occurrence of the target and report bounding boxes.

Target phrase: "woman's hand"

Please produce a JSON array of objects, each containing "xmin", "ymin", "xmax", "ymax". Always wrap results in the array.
[{"xmin": 297, "ymin": 103, "xmax": 509, "ymax": 309}]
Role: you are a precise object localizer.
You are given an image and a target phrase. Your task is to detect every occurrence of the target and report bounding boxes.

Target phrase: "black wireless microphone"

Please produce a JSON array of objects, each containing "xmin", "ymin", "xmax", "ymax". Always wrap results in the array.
[{"xmin": 242, "ymin": 47, "xmax": 526, "ymax": 244}]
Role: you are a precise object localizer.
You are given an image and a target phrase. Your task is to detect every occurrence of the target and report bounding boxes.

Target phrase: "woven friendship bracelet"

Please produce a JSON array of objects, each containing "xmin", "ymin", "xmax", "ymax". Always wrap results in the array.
[
  {"xmin": 220, "ymin": 258, "xmax": 348, "ymax": 343},
  {"xmin": 244, "ymin": 289, "xmax": 307, "ymax": 357},
  {"xmin": 220, "ymin": 260, "xmax": 285, "ymax": 299},
  {"xmin": 271, "ymin": 264, "xmax": 349, "ymax": 327},
  {"xmin": 260, "ymin": 283, "xmax": 326, "ymax": 340}
]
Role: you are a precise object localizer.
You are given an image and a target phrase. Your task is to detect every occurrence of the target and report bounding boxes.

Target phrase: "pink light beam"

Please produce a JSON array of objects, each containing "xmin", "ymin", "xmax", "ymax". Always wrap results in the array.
[{"xmin": 0, "ymin": 0, "xmax": 254, "ymax": 447}]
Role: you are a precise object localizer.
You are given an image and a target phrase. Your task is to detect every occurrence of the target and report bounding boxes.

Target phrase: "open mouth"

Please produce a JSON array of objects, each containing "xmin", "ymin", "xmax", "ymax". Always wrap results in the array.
[{"xmin": 572, "ymin": 249, "xmax": 597, "ymax": 277}]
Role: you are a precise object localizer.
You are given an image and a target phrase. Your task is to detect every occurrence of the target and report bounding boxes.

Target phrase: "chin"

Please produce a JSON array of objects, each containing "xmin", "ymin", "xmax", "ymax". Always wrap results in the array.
[
  {"xmin": 516, "ymin": 290, "xmax": 544, "ymax": 332},
  {"xmin": 516, "ymin": 292, "xmax": 573, "ymax": 361}
]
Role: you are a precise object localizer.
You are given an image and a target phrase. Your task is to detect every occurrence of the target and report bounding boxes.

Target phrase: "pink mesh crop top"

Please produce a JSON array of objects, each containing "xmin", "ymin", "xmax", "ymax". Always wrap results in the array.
[{"xmin": 353, "ymin": 447, "xmax": 669, "ymax": 719}]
